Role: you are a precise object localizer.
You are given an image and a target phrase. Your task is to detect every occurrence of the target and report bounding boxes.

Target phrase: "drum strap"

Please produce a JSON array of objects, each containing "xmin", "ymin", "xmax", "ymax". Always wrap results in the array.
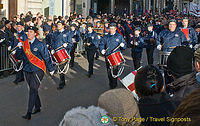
[
  {"xmin": 127, "ymin": 24, "xmax": 133, "ymax": 33},
  {"xmin": 105, "ymin": 27, "xmax": 109, "ymax": 33},
  {"xmin": 116, "ymin": 27, "xmax": 123, "ymax": 36},
  {"xmin": 21, "ymin": 39, "xmax": 46, "ymax": 73}
]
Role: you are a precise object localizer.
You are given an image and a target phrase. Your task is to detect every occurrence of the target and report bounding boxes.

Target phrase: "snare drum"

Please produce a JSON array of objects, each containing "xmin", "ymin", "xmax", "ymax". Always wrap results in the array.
[
  {"xmin": 53, "ymin": 48, "xmax": 70, "ymax": 65},
  {"xmin": 159, "ymin": 51, "xmax": 171, "ymax": 67},
  {"xmin": 9, "ymin": 50, "xmax": 23, "ymax": 71},
  {"xmin": 107, "ymin": 51, "xmax": 125, "ymax": 67}
]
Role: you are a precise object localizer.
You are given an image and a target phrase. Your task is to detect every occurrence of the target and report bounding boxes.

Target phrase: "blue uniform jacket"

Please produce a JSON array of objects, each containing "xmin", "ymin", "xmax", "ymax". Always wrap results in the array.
[
  {"xmin": 158, "ymin": 29, "xmax": 187, "ymax": 52},
  {"xmin": 130, "ymin": 35, "xmax": 144, "ymax": 53},
  {"xmin": 144, "ymin": 31, "xmax": 158, "ymax": 48},
  {"xmin": 15, "ymin": 38, "xmax": 54, "ymax": 72},
  {"xmin": 99, "ymin": 32, "xmax": 126, "ymax": 56},
  {"xmin": 51, "ymin": 29, "xmax": 73, "ymax": 53},
  {"xmin": 124, "ymin": 23, "xmax": 134, "ymax": 35},
  {"xmin": 179, "ymin": 27, "xmax": 198, "ymax": 46},
  {"xmin": 10, "ymin": 30, "xmax": 27, "ymax": 48},
  {"xmin": 83, "ymin": 31, "xmax": 98, "ymax": 50},
  {"xmin": 68, "ymin": 29, "xmax": 81, "ymax": 43},
  {"xmin": 44, "ymin": 31, "xmax": 54, "ymax": 48}
]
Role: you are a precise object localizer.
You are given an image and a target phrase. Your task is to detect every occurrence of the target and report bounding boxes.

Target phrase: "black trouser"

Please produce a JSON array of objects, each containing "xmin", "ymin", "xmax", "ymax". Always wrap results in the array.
[
  {"xmin": 131, "ymin": 51, "xmax": 142, "ymax": 70},
  {"xmin": 87, "ymin": 49, "xmax": 95, "ymax": 75},
  {"xmin": 70, "ymin": 43, "xmax": 78, "ymax": 65},
  {"xmin": 95, "ymin": 48, "xmax": 99, "ymax": 59},
  {"xmin": 146, "ymin": 46, "xmax": 155, "ymax": 65},
  {"xmin": 15, "ymin": 69, "xmax": 24, "ymax": 81},
  {"xmin": 24, "ymin": 70, "xmax": 44, "ymax": 113},
  {"xmin": 105, "ymin": 59, "xmax": 118, "ymax": 89},
  {"xmin": 58, "ymin": 62, "xmax": 67, "ymax": 87}
]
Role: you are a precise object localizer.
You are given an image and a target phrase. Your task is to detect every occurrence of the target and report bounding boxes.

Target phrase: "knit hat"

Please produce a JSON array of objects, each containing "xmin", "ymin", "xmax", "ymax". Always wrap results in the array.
[
  {"xmin": 167, "ymin": 46, "xmax": 194, "ymax": 78},
  {"xmin": 98, "ymin": 88, "xmax": 141, "ymax": 126}
]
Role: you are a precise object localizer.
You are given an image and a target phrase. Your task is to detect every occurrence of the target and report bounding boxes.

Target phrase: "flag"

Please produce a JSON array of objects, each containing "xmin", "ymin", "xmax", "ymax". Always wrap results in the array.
[
  {"xmin": 189, "ymin": 2, "xmax": 200, "ymax": 17},
  {"xmin": 119, "ymin": 70, "xmax": 139, "ymax": 100}
]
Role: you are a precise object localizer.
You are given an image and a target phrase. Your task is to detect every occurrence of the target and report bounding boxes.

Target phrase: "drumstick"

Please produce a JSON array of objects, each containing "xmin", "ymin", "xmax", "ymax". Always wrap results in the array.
[
  {"xmin": 10, "ymin": 46, "xmax": 19, "ymax": 52},
  {"xmin": 169, "ymin": 46, "xmax": 176, "ymax": 49},
  {"xmin": 113, "ymin": 44, "xmax": 121, "ymax": 52},
  {"xmin": 55, "ymin": 43, "xmax": 68, "ymax": 51}
]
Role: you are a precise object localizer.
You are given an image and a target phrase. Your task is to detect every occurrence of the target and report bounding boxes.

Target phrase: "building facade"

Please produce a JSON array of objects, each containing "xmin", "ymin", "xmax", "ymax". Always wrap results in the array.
[{"xmin": 0, "ymin": 0, "xmax": 199, "ymax": 20}]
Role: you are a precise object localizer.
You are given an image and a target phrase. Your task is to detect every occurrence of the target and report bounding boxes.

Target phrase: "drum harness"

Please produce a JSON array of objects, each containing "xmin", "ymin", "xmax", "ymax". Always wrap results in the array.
[{"xmin": 9, "ymin": 46, "xmax": 23, "ymax": 72}]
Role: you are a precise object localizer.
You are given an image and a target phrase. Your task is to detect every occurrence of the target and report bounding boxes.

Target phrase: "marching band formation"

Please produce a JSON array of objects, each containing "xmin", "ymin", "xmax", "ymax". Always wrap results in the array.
[{"xmin": 0, "ymin": 11, "xmax": 199, "ymax": 120}]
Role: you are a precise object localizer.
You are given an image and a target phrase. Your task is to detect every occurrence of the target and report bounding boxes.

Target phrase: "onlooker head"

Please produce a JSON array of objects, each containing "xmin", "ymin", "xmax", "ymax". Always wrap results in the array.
[
  {"xmin": 171, "ymin": 89, "xmax": 200, "ymax": 126},
  {"xmin": 98, "ymin": 88, "xmax": 140, "ymax": 126},
  {"xmin": 135, "ymin": 65, "xmax": 176, "ymax": 126},
  {"xmin": 135, "ymin": 65, "xmax": 164, "ymax": 97},
  {"xmin": 59, "ymin": 106, "xmax": 114, "ymax": 126},
  {"xmin": 167, "ymin": 46, "xmax": 193, "ymax": 79}
]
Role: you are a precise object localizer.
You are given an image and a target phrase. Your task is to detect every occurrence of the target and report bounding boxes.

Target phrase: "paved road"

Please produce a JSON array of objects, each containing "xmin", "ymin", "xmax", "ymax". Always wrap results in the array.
[{"xmin": 0, "ymin": 48, "xmax": 159, "ymax": 126}]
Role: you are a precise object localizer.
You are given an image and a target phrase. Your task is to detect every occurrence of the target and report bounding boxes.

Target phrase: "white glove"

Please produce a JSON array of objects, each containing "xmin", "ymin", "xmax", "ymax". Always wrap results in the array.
[
  {"xmin": 51, "ymin": 50, "xmax": 55, "ymax": 54},
  {"xmin": 63, "ymin": 43, "xmax": 68, "ymax": 48},
  {"xmin": 17, "ymin": 42, "xmax": 23, "ymax": 49},
  {"xmin": 157, "ymin": 45, "xmax": 162, "ymax": 50},
  {"xmin": 135, "ymin": 42, "xmax": 139, "ymax": 46},
  {"xmin": 50, "ymin": 70, "xmax": 54, "ymax": 75},
  {"xmin": 98, "ymin": 35, "xmax": 101, "ymax": 39},
  {"xmin": 87, "ymin": 43, "xmax": 91, "ymax": 46},
  {"xmin": 189, "ymin": 44, "xmax": 193, "ymax": 48},
  {"xmin": 101, "ymin": 49, "xmax": 106, "ymax": 55},
  {"xmin": 130, "ymin": 41, "xmax": 133, "ymax": 44},
  {"xmin": 12, "ymin": 50, "xmax": 16, "ymax": 54},
  {"xmin": 46, "ymin": 44, "xmax": 49, "ymax": 47},
  {"xmin": 120, "ymin": 43, "xmax": 125, "ymax": 47},
  {"xmin": 8, "ymin": 46, "xmax": 11, "ymax": 51}
]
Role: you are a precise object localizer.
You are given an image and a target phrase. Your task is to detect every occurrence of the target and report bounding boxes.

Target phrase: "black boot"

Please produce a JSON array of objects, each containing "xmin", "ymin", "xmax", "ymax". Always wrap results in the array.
[
  {"xmin": 22, "ymin": 112, "xmax": 31, "ymax": 120},
  {"xmin": 32, "ymin": 108, "xmax": 41, "ymax": 114}
]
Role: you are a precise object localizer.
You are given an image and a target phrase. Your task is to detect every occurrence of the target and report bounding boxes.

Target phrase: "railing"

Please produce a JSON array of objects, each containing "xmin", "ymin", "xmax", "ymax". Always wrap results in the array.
[{"xmin": 0, "ymin": 45, "xmax": 12, "ymax": 72}]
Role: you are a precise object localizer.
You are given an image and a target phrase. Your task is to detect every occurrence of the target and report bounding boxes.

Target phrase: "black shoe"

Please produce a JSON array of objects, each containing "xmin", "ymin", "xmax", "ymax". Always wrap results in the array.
[
  {"xmin": 57, "ymin": 85, "xmax": 64, "ymax": 90},
  {"xmin": 87, "ymin": 74, "xmax": 91, "ymax": 78},
  {"xmin": 32, "ymin": 108, "xmax": 41, "ymax": 114},
  {"xmin": 13, "ymin": 80, "xmax": 18, "ymax": 85},
  {"xmin": 70, "ymin": 63, "xmax": 74, "ymax": 67},
  {"xmin": 22, "ymin": 112, "xmax": 31, "ymax": 120},
  {"xmin": 18, "ymin": 78, "xmax": 24, "ymax": 83}
]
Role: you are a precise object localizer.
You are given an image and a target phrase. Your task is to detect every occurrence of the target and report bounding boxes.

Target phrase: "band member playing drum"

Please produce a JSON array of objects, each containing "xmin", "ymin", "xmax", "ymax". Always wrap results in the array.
[
  {"xmin": 100, "ymin": 23, "xmax": 126, "ymax": 89},
  {"xmin": 68, "ymin": 23, "xmax": 81, "ymax": 67},
  {"xmin": 51, "ymin": 21, "xmax": 73, "ymax": 90},
  {"xmin": 8, "ymin": 21, "xmax": 27, "ymax": 85},
  {"xmin": 144, "ymin": 23, "xmax": 158, "ymax": 65},
  {"xmin": 130, "ymin": 27, "xmax": 144, "ymax": 70},
  {"xmin": 14, "ymin": 26, "xmax": 55, "ymax": 120},
  {"xmin": 157, "ymin": 19, "xmax": 187, "ymax": 52},
  {"xmin": 83, "ymin": 23, "xmax": 98, "ymax": 78},
  {"xmin": 156, "ymin": 19, "xmax": 187, "ymax": 87}
]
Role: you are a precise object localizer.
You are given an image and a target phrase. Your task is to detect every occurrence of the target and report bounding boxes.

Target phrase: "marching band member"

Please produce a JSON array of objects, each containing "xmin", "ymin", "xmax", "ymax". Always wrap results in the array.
[
  {"xmin": 157, "ymin": 19, "xmax": 187, "ymax": 52},
  {"xmin": 116, "ymin": 22, "xmax": 125, "ymax": 38},
  {"xmin": 144, "ymin": 23, "xmax": 158, "ymax": 65},
  {"xmin": 68, "ymin": 24, "xmax": 81, "ymax": 67},
  {"xmin": 130, "ymin": 27, "xmax": 144, "ymax": 70},
  {"xmin": 14, "ymin": 26, "xmax": 55, "ymax": 120},
  {"xmin": 104, "ymin": 21, "xmax": 110, "ymax": 35},
  {"xmin": 83, "ymin": 23, "xmax": 98, "ymax": 78},
  {"xmin": 94, "ymin": 21, "xmax": 104, "ymax": 60},
  {"xmin": 51, "ymin": 21, "xmax": 73, "ymax": 90},
  {"xmin": 124, "ymin": 19, "xmax": 135, "ymax": 47},
  {"xmin": 180, "ymin": 17, "xmax": 198, "ymax": 48},
  {"xmin": 100, "ymin": 23, "xmax": 126, "ymax": 89},
  {"xmin": 8, "ymin": 21, "xmax": 27, "ymax": 85}
]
